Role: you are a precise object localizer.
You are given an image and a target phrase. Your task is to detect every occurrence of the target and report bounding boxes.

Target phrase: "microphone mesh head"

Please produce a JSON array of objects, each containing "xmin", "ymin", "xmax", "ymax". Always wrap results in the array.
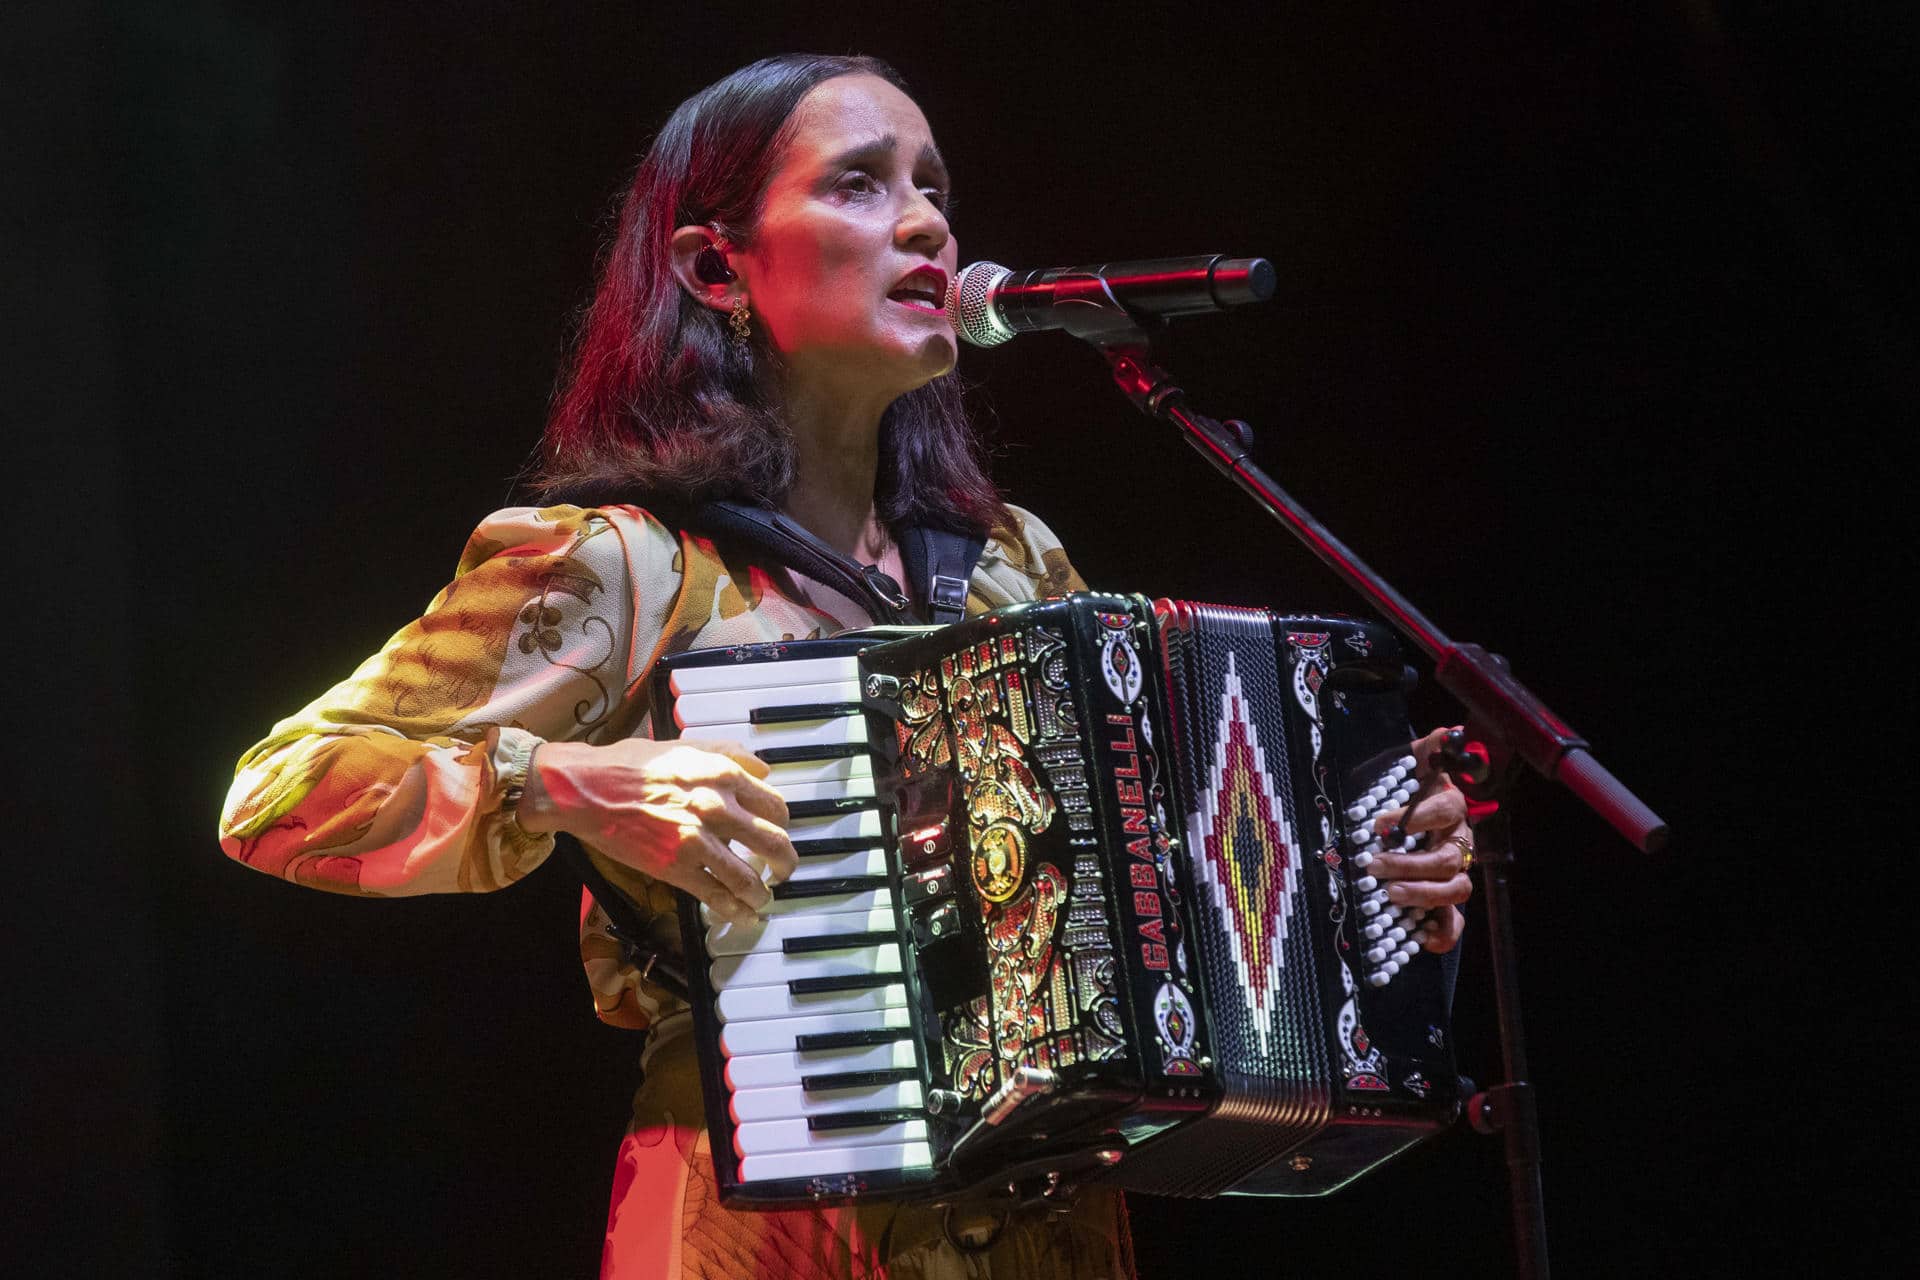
[{"xmin": 946, "ymin": 261, "xmax": 1015, "ymax": 347}]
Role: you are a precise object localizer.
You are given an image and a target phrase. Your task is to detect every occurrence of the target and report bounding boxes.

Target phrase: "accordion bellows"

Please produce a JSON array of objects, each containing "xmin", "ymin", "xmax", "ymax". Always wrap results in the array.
[{"xmin": 651, "ymin": 593, "xmax": 1459, "ymax": 1208}]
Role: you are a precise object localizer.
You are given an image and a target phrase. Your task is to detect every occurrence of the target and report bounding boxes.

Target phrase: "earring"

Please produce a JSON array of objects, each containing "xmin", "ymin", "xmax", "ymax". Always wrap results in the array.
[
  {"xmin": 694, "ymin": 243, "xmax": 736, "ymax": 284},
  {"xmin": 730, "ymin": 296, "xmax": 752, "ymax": 347}
]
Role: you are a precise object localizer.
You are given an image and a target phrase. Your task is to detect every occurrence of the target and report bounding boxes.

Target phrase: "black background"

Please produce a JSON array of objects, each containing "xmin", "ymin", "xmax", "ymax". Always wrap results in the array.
[{"xmin": 10, "ymin": 1, "xmax": 1911, "ymax": 1276}]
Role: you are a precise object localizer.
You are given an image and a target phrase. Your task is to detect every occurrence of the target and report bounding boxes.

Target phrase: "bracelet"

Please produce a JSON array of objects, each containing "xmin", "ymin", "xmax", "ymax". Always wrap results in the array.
[{"xmin": 495, "ymin": 730, "xmax": 542, "ymax": 832}]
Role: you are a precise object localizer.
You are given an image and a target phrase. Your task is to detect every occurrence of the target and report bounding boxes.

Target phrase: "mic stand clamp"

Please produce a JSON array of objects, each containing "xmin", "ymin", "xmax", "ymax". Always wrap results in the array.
[
  {"xmin": 1469, "ymin": 1081, "xmax": 1537, "ymax": 1138},
  {"xmin": 1070, "ymin": 321, "xmax": 1670, "ymax": 1280}
]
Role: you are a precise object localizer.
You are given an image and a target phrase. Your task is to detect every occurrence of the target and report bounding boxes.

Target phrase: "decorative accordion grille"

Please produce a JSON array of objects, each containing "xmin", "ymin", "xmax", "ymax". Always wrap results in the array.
[
  {"xmin": 1166, "ymin": 604, "xmax": 1330, "ymax": 1087},
  {"xmin": 1133, "ymin": 603, "xmax": 1334, "ymax": 1195}
]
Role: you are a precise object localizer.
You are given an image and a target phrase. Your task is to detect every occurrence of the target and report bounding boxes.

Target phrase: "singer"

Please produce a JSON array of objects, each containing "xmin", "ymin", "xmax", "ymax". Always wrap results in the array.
[{"xmin": 218, "ymin": 54, "xmax": 1473, "ymax": 1279}]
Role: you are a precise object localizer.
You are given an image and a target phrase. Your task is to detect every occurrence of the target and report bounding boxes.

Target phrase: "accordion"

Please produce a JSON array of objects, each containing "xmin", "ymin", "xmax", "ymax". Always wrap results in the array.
[{"xmin": 650, "ymin": 593, "xmax": 1460, "ymax": 1207}]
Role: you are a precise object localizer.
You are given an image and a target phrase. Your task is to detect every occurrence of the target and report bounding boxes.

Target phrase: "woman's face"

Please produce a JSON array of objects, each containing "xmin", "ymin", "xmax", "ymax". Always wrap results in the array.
[{"xmin": 734, "ymin": 74, "xmax": 958, "ymax": 407}]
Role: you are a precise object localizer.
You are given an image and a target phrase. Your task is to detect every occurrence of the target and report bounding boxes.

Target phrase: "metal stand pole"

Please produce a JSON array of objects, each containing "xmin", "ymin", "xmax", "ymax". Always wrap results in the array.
[{"xmin": 1463, "ymin": 807, "xmax": 1550, "ymax": 1278}]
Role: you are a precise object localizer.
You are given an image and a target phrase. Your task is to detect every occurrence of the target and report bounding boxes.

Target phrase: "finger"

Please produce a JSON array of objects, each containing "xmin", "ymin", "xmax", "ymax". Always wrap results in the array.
[
  {"xmin": 1368, "ymin": 847, "xmax": 1468, "ymax": 882},
  {"xmin": 696, "ymin": 828, "xmax": 774, "ymax": 913},
  {"xmin": 1421, "ymin": 907, "xmax": 1466, "ymax": 953},
  {"xmin": 684, "ymin": 737, "xmax": 772, "ymax": 780},
  {"xmin": 1372, "ymin": 786, "xmax": 1468, "ymax": 838},
  {"xmin": 685, "ymin": 867, "xmax": 762, "ymax": 925},
  {"xmin": 1385, "ymin": 873, "xmax": 1473, "ymax": 909},
  {"xmin": 683, "ymin": 787, "xmax": 798, "ymax": 881},
  {"xmin": 730, "ymin": 815, "xmax": 800, "ymax": 884},
  {"xmin": 678, "ymin": 740, "xmax": 788, "ymax": 827},
  {"xmin": 650, "ymin": 847, "xmax": 759, "ymax": 924},
  {"xmin": 1409, "ymin": 724, "xmax": 1463, "ymax": 781},
  {"xmin": 727, "ymin": 770, "xmax": 790, "ymax": 829}
]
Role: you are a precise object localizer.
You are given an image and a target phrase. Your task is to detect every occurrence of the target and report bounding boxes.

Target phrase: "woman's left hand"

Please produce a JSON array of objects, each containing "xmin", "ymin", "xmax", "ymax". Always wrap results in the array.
[{"xmin": 1364, "ymin": 725, "xmax": 1476, "ymax": 953}]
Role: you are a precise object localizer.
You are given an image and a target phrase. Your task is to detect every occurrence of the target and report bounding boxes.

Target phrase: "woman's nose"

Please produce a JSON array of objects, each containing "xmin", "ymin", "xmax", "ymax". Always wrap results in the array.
[{"xmin": 897, "ymin": 192, "xmax": 950, "ymax": 252}]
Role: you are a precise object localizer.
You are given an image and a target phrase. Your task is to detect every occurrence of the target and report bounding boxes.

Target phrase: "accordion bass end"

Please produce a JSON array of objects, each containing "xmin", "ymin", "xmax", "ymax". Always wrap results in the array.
[
  {"xmin": 1126, "ymin": 599, "xmax": 1461, "ymax": 1197},
  {"xmin": 650, "ymin": 594, "xmax": 1460, "ymax": 1207}
]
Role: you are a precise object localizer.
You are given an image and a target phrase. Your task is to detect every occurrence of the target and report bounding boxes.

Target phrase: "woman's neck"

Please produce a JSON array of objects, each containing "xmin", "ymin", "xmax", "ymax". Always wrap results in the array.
[{"xmin": 777, "ymin": 370, "xmax": 894, "ymax": 562}]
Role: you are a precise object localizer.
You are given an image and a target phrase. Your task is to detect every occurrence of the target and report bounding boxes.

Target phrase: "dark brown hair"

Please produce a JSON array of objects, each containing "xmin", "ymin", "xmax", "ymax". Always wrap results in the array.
[{"xmin": 534, "ymin": 54, "xmax": 1008, "ymax": 537}]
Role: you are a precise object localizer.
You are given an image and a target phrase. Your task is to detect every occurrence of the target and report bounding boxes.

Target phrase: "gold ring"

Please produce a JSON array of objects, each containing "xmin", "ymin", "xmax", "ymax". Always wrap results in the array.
[{"xmin": 1446, "ymin": 831, "xmax": 1476, "ymax": 871}]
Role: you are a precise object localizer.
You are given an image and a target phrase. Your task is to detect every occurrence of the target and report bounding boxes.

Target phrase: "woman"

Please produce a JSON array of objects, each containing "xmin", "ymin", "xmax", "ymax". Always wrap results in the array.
[{"xmin": 219, "ymin": 54, "xmax": 1474, "ymax": 1278}]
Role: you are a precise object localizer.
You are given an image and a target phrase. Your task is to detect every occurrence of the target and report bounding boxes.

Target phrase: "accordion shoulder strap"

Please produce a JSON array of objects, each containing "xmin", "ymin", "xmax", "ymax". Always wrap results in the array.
[
  {"xmin": 691, "ymin": 499, "xmax": 986, "ymax": 627},
  {"xmin": 552, "ymin": 831, "xmax": 690, "ymax": 1005},
  {"xmin": 899, "ymin": 524, "xmax": 986, "ymax": 626},
  {"xmin": 539, "ymin": 486, "xmax": 988, "ymax": 626},
  {"xmin": 690, "ymin": 499, "xmax": 913, "ymax": 624}
]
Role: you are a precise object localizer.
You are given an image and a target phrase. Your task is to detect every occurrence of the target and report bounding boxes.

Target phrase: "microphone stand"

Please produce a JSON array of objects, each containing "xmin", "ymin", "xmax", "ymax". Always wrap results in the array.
[{"xmin": 1052, "ymin": 309, "xmax": 1667, "ymax": 1280}]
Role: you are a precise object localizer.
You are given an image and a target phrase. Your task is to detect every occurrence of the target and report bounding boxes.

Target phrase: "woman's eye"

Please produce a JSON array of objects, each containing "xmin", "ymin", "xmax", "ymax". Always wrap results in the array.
[
  {"xmin": 840, "ymin": 172, "xmax": 882, "ymax": 196},
  {"xmin": 921, "ymin": 188, "xmax": 953, "ymax": 214}
]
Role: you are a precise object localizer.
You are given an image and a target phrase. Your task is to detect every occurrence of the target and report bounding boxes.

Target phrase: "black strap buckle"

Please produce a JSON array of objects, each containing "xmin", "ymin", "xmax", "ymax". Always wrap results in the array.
[{"xmin": 929, "ymin": 573, "xmax": 969, "ymax": 622}]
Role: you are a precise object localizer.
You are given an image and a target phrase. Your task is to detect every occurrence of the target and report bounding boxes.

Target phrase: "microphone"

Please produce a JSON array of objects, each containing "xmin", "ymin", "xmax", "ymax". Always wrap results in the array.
[{"xmin": 945, "ymin": 254, "xmax": 1275, "ymax": 347}]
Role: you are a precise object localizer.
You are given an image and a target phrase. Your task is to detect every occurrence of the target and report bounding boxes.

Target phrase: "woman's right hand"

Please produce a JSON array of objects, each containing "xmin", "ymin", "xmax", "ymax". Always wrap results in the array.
[{"xmin": 517, "ymin": 738, "xmax": 796, "ymax": 925}]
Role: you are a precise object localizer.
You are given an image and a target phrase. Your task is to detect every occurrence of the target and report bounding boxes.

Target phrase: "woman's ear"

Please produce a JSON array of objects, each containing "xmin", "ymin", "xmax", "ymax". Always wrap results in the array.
[{"xmin": 668, "ymin": 225, "xmax": 739, "ymax": 314}]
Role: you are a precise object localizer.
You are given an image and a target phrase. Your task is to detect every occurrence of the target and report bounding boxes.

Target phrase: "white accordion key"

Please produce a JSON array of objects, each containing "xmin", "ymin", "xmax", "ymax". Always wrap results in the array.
[
  {"xmin": 699, "ymin": 715, "xmax": 866, "ymax": 754},
  {"xmin": 772, "ymin": 776, "xmax": 878, "ymax": 803},
  {"xmin": 738, "ymin": 1140, "xmax": 933, "ymax": 1184},
  {"xmin": 786, "ymin": 846, "xmax": 889, "ymax": 881},
  {"xmin": 714, "ymin": 981, "xmax": 906, "ymax": 1024},
  {"xmin": 734, "ymin": 1115, "xmax": 928, "ymax": 1158},
  {"xmin": 701, "ymin": 887, "xmax": 889, "ymax": 922},
  {"xmin": 722, "ymin": 1039, "xmax": 920, "ymax": 1090},
  {"xmin": 718, "ymin": 1005, "xmax": 913, "ymax": 1057},
  {"xmin": 709, "ymin": 943, "xmax": 902, "ymax": 991},
  {"xmin": 767, "ymin": 754, "xmax": 873, "ymax": 789},
  {"xmin": 669, "ymin": 655, "xmax": 862, "ymax": 696},
  {"xmin": 766, "ymin": 887, "xmax": 891, "ymax": 917},
  {"xmin": 673, "ymin": 678, "xmax": 863, "ymax": 729},
  {"xmin": 728, "ymin": 1079, "xmax": 924, "ymax": 1124},
  {"xmin": 705, "ymin": 907, "xmax": 898, "ymax": 957},
  {"xmin": 790, "ymin": 809, "xmax": 884, "ymax": 844}
]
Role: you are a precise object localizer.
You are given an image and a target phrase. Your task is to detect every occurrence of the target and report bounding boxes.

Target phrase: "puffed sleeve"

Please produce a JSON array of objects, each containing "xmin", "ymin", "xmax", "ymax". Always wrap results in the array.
[
  {"xmin": 967, "ymin": 502, "xmax": 1089, "ymax": 611},
  {"xmin": 218, "ymin": 504, "xmax": 674, "ymax": 896}
]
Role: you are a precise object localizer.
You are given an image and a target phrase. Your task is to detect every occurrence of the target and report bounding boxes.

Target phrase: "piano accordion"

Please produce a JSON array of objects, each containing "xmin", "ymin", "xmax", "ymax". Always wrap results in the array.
[{"xmin": 650, "ymin": 593, "xmax": 1460, "ymax": 1207}]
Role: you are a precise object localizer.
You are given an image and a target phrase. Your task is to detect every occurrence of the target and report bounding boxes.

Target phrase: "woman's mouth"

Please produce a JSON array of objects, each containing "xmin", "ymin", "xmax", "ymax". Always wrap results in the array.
[{"xmin": 887, "ymin": 270, "xmax": 949, "ymax": 316}]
